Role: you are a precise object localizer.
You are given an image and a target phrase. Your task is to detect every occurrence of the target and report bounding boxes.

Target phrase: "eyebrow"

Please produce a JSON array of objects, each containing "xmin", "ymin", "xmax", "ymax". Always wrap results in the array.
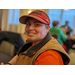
[
  {"xmin": 26, "ymin": 17, "xmax": 42, "ymax": 23},
  {"xmin": 33, "ymin": 21, "xmax": 42, "ymax": 23},
  {"xmin": 26, "ymin": 20, "xmax": 42, "ymax": 23}
]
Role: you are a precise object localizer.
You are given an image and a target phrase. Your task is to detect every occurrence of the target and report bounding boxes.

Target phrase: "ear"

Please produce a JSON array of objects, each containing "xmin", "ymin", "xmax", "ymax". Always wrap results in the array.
[{"xmin": 46, "ymin": 25, "xmax": 50, "ymax": 33}]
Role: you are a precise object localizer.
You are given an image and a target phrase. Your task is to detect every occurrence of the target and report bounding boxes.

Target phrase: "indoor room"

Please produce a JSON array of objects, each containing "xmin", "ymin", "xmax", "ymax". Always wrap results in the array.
[{"xmin": 0, "ymin": 9, "xmax": 75, "ymax": 65}]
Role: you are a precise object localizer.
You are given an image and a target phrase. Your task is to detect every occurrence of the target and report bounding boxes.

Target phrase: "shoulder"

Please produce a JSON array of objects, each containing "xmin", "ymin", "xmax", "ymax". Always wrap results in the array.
[
  {"xmin": 50, "ymin": 27, "xmax": 53, "ymax": 30},
  {"xmin": 50, "ymin": 27, "xmax": 59, "ymax": 31},
  {"xmin": 61, "ymin": 25, "xmax": 65, "ymax": 27},
  {"xmin": 58, "ymin": 28, "xmax": 64, "ymax": 34},
  {"xmin": 35, "ymin": 50, "xmax": 64, "ymax": 65}
]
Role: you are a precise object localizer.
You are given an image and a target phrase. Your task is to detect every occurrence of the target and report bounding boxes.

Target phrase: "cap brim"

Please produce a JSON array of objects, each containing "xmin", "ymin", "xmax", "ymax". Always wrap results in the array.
[{"xmin": 19, "ymin": 15, "xmax": 48, "ymax": 24}]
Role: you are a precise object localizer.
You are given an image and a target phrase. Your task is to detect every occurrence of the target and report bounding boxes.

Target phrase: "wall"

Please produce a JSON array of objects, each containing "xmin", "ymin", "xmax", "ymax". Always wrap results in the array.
[{"xmin": 0, "ymin": 9, "xmax": 3, "ymax": 29}]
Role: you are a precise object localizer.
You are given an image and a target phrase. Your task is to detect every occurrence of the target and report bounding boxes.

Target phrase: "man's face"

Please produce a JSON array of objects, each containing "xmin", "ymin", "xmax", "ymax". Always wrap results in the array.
[
  {"xmin": 25, "ymin": 18, "xmax": 50, "ymax": 44},
  {"xmin": 66, "ymin": 22, "xmax": 68, "ymax": 26}
]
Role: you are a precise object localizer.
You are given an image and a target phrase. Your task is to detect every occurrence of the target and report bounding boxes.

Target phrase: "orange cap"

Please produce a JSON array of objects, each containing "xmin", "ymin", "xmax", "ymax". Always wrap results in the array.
[{"xmin": 19, "ymin": 10, "xmax": 50, "ymax": 25}]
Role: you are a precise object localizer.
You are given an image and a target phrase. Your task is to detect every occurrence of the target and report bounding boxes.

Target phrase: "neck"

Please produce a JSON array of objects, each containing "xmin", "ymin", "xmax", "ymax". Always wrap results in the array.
[{"xmin": 33, "ymin": 40, "xmax": 42, "ymax": 45}]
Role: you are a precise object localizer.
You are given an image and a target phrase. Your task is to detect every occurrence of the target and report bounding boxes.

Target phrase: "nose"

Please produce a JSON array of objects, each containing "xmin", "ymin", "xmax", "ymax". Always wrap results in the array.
[{"xmin": 28, "ymin": 25, "xmax": 34, "ymax": 30}]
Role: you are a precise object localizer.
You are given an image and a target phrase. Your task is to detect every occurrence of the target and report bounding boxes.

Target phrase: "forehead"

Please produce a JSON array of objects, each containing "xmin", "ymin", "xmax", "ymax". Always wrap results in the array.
[{"xmin": 26, "ymin": 17, "xmax": 43, "ymax": 23}]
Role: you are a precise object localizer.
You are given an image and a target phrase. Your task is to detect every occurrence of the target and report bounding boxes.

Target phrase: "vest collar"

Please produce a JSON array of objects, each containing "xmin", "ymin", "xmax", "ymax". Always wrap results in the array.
[{"xmin": 20, "ymin": 32, "xmax": 51, "ymax": 56}]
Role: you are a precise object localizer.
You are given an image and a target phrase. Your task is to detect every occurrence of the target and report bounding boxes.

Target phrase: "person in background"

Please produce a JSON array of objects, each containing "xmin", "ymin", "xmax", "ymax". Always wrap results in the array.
[
  {"xmin": 60, "ymin": 21, "xmax": 73, "ymax": 39},
  {"xmin": 1, "ymin": 10, "xmax": 70, "ymax": 65},
  {"xmin": 68, "ymin": 31, "xmax": 75, "ymax": 50},
  {"xmin": 71, "ymin": 31, "xmax": 75, "ymax": 41},
  {"xmin": 49, "ymin": 21, "xmax": 67, "ymax": 47},
  {"xmin": 60, "ymin": 21, "xmax": 73, "ymax": 53}
]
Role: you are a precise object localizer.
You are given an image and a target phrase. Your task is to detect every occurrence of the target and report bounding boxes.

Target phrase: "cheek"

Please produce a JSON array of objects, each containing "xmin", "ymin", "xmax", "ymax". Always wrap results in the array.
[
  {"xmin": 25, "ymin": 26, "xmax": 28, "ymax": 32},
  {"xmin": 37, "ymin": 27, "xmax": 47, "ymax": 36},
  {"xmin": 37, "ymin": 26, "xmax": 45, "ymax": 31}
]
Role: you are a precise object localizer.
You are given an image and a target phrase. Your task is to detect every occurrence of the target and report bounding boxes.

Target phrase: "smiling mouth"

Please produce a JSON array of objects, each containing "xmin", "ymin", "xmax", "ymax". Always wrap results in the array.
[{"xmin": 27, "ymin": 33, "xmax": 36, "ymax": 36}]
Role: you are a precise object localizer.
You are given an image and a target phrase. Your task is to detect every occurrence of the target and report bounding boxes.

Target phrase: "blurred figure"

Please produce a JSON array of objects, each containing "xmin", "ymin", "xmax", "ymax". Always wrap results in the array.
[
  {"xmin": 69, "ymin": 31, "xmax": 75, "ymax": 49},
  {"xmin": 60, "ymin": 21, "xmax": 73, "ymax": 39},
  {"xmin": 70, "ymin": 31, "xmax": 75, "ymax": 41},
  {"xmin": 49, "ymin": 21, "xmax": 67, "ymax": 47},
  {"xmin": 0, "ymin": 31, "xmax": 25, "ymax": 51}
]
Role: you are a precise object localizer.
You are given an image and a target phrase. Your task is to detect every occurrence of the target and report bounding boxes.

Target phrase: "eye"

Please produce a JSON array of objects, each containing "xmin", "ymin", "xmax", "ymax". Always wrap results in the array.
[
  {"xmin": 35, "ymin": 24, "xmax": 40, "ymax": 27},
  {"xmin": 26, "ymin": 22, "xmax": 31, "ymax": 26}
]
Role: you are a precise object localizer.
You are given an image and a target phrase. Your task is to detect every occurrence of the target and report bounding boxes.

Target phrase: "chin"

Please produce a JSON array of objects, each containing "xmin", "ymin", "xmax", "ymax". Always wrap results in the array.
[{"xmin": 27, "ymin": 38, "xmax": 35, "ymax": 43}]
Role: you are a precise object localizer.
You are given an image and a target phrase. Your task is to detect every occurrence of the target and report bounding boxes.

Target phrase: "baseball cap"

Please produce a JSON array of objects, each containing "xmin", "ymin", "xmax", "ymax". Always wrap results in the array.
[{"xmin": 19, "ymin": 10, "xmax": 50, "ymax": 25}]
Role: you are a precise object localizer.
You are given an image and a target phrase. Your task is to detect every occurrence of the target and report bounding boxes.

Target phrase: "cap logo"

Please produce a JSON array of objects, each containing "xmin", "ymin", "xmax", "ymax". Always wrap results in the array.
[{"xmin": 29, "ymin": 12, "xmax": 41, "ymax": 16}]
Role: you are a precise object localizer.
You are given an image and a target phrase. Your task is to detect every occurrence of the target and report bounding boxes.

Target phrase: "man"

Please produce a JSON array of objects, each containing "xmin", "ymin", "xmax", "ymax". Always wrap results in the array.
[
  {"xmin": 60, "ymin": 21, "xmax": 73, "ymax": 38},
  {"xmin": 49, "ymin": 21, "xmax": 67, "ymax": 46},
  {"xmin": 1, "ymin": 10, "xmax": 70, "ymax": 65}
]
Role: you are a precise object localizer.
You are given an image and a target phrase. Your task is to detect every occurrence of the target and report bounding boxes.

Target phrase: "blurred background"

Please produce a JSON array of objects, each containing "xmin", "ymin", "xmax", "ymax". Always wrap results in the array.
[{"xmin": 0, "ymin": 9, "xmax": 75, "ymax": 34}]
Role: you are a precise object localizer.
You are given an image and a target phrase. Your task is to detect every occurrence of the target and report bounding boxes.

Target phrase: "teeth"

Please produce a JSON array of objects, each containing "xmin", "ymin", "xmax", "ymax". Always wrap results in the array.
[{"xmin": 29, "ymin": 33, "xmax": 34, "ymax": 34}]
